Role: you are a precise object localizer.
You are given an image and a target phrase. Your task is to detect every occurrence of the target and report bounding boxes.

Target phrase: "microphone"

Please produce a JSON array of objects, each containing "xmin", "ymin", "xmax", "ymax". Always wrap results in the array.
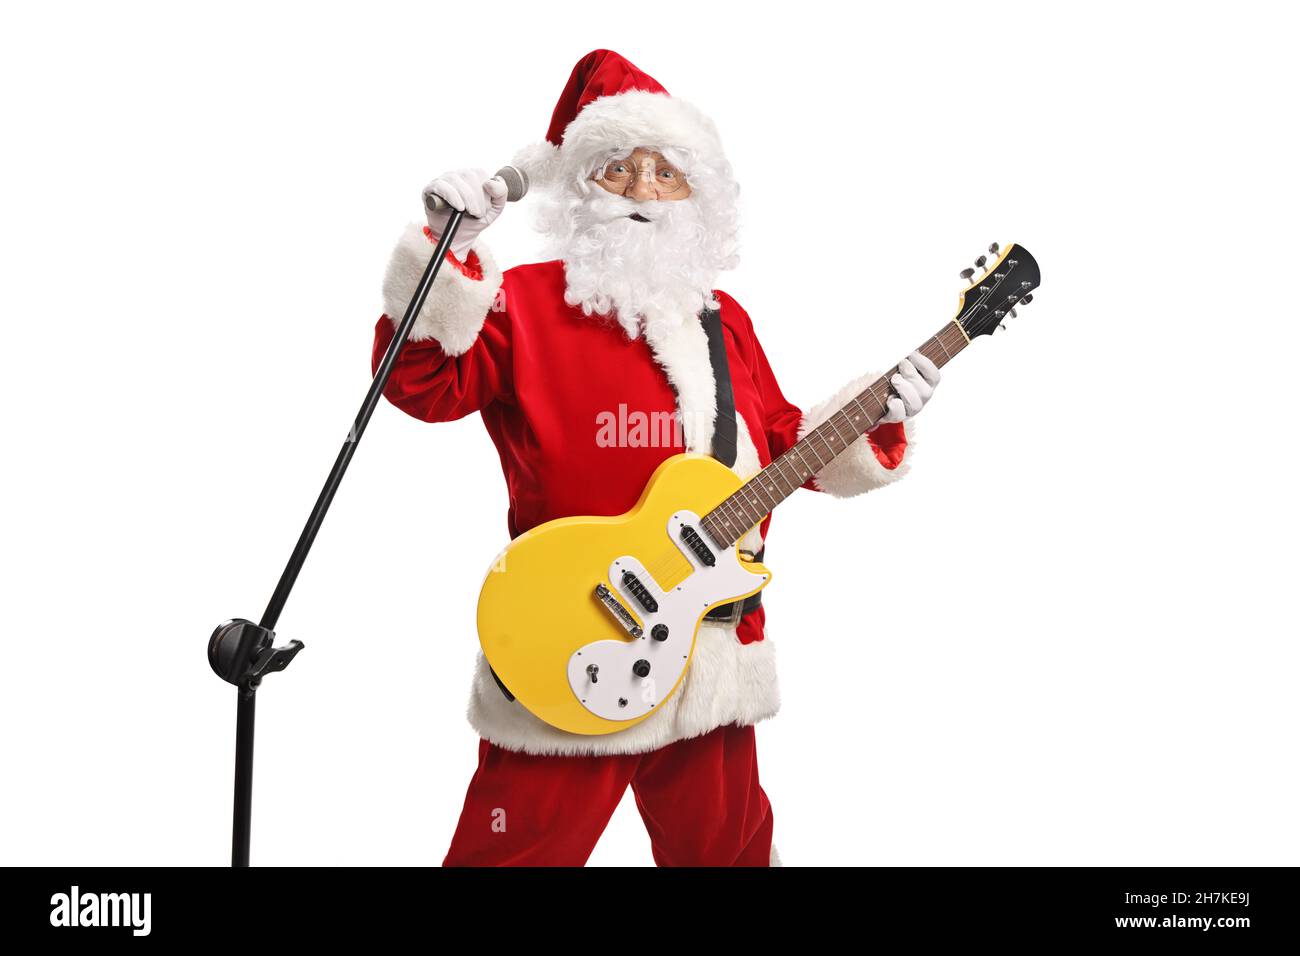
[{"xmin": 423, "ymin": 165, "xmax": 530, "ymax": 216}]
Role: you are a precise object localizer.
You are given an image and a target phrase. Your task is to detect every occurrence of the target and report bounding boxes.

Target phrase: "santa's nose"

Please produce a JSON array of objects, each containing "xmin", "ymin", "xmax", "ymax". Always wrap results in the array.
[{"xmin": 628, "ymin": 172, "xmax": 658, "ymax": 202}]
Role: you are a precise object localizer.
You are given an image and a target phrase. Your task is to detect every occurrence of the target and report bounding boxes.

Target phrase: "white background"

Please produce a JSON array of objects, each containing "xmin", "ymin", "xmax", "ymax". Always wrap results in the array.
[{"xmin": 2, "ymin": 1, "xmax": 1296, "ymax": 867}]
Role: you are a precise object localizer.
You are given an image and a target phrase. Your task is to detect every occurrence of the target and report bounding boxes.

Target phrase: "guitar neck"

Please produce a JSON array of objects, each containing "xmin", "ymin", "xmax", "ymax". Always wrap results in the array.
[{"xmin": 699, "ymin": 320, "xmax": 971, "ymax": 549}]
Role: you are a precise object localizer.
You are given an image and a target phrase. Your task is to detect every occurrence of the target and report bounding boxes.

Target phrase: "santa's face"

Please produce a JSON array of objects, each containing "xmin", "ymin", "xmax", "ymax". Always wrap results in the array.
[{"xmin": 536, "ymin": 144, "xmax": 736, "ymax": 339}]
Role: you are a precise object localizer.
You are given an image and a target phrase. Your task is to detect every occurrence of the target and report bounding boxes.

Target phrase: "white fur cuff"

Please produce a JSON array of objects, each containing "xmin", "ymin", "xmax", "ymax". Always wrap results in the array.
[
  {"xmin": 800, "ymin": 373, "xmax": 915, "ymax": 498},
  {"xmin": 381, "ymin": 223, "xmax": 502, "ymax": 356}
]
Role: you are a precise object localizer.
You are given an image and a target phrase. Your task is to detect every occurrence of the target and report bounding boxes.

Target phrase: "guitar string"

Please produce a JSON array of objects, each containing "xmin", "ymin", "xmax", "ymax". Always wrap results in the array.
[
  {"xmin": 701, "ymin": 313, "xmax": 975, "ymax": 545},
  {"xmin": 641, "ymin": 323, "xmax": 949, "ymax": 597},
  {"xmin": 639, "ymin": 348, "xmax": 909, "ymax": 606},
  {"xmin": 701, "ymin": 274, "xmax": 1011, "ymax": 549},
  {"xmin": 745, "ymin": 261, "xmax": 1019, "ymax": 516},
  {"xmin": 641, "ymin": 264, "xmax": 1024, "ymax": 591},
  {"xmin": 703, "ymin": 358, "xmax": 919, "ymax": 548}
]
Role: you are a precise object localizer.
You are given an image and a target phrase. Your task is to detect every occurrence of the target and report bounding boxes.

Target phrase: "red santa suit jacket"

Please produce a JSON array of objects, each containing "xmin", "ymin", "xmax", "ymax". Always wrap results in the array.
[{"xmin": 373, "ymin": 225, "xmax": 914, "ymax": 755}]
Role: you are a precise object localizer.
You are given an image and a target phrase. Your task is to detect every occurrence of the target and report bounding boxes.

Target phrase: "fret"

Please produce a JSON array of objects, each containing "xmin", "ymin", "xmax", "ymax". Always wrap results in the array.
[
  {"xmin": 722, "ymin": 494, "xmax": 750, "ymax": 528},
  {"xmin": 813, "ymin": 427, "xmax": 832, "ymax": 462},
  {"xmin": 747, "ymin": 475, "xmax": 777, "ymax": 513},
  {"xmin": 792, "ymin": 450, "xmax": 813, "ymax": 478},
  {"xmin": 773, "ymin": 453, "xmax": 803, "ymax": 490},
  {"xmin": 827, "ymin": 411, "xmax": 856, "ymax": 447},
  {"xmin": 806, "ymin": 425, "xmax": 832, "ymax": 463},
  {"xmin": 803, "ymin": 434, "xmax": 829, "ymax": 469},
  {"xmin": 757, "ymin": 467, "xmax": 788, "ymax": 505},
  {"xmin": 706, "ymin": 503, "xmax": 742, "ymax": 546},
  {"xmin": 844, "ymin": 397, "xmax": 867, "ymax": 428},
  {"xmin": 784, "ymin": 446, "xmax": 816, "ymax": 486},
  {"xmin": 701, "ymin": 318, "xmax": 972, "ymax": 548},
  {"xmin": 934, "ymin": 333, "xmax": 951, "ymax": 361}
]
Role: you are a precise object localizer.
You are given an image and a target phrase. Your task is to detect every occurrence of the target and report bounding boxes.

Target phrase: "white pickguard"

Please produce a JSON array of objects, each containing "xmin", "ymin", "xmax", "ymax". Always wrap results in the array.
[{"xmin": 566, "ymin": 510, "xmax": 768, "ymax": 721}]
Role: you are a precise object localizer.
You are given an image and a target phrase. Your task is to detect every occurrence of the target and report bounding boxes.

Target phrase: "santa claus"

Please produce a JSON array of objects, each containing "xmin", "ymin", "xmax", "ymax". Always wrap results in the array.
[{"xmin": 373, "ymin": 50, "xmax": 940, "ymax": 866}]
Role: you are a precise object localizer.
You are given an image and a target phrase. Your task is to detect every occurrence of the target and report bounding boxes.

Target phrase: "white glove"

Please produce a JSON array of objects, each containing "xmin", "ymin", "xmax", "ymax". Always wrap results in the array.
[
  {"xmin": 423, "ymin": 168, "xmax": 508, "ymax": 261},
  {"xmin": 876, "ymin": 351, "xmax": 940, "ymax": 425}
]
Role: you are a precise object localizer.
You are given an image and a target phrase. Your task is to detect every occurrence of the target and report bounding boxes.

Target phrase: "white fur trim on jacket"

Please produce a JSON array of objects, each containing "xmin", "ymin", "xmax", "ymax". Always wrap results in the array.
[
  {"xmin": 381, "ymin": 223, "xmax": 502, "ymax": 356},
  {"xmin": 800, "ymin": 373, "xmax": 916, "ymax": 498},
  {"xmin": 643, "ymin": 314, "xmax": 717, "ymax": 455},
  {"xmin": 467, "ymin": 625, "xmax": 779, "ymax": 756}
]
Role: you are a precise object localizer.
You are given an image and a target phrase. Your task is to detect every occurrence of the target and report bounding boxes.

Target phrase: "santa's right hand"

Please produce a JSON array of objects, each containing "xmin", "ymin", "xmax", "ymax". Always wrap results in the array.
[{"xmin": 423, "ymin": 168, "xmax": 507, "ymax": 260}]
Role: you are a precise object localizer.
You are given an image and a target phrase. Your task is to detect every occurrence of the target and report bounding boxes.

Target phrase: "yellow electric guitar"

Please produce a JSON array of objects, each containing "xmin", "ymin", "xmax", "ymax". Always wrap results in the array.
[{"xmin": 478, "ymin": 243, "xmax": 1041, "ymax": 735}]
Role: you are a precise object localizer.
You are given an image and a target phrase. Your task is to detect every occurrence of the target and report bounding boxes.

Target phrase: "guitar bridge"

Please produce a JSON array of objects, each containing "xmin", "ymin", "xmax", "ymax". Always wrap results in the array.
[{"xmin": 593, "ymin": 583, "xmax": 643, "ymax": 639}]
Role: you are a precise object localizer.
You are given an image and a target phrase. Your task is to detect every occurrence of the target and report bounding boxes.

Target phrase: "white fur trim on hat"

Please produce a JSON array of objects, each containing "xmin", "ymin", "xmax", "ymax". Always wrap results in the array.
[
  {"xmin": 381, "ymin": 224, "xmax": 502, "ymax": 356},
  {"xmin": 514, "ymin": 90, "xmax": 727, "ymax": 190},
  {"xmin": 799, "ymin": 373, "xmax": 916, "ymax": 497},
  {"xmin": 466, "ymin": 624, "xmax": 780, "ymax": 756}
]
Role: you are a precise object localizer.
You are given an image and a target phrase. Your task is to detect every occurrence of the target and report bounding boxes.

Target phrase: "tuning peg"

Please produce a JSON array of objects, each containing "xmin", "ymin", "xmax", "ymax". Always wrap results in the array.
[
  {"xmin": 975, "ymin": 255, "xmax": 988, "ymax": 269},
  {"xmin": 959, "ymin": 267, "xmax": 976, "ymax": 281},
  {"xmin": 988, "ymin": 242, "xmax": 1000, "ymax": 256},
  {"xmin": 1009, "ymin": 308, "xmax": 1018, "ymax": 319},
  {"xmin": 997, "ymin": 323, "xmax": 1006, "ymax": 331},
  {"xmin": 1021, "ymin": 293, "xmax": 1033, "ymax": 305}
]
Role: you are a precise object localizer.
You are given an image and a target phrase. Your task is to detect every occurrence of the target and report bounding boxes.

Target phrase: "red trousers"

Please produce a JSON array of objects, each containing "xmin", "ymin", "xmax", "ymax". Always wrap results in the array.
[{"xmin": 443, "ymin": 724, "xmax": 774, "ymax": 866}]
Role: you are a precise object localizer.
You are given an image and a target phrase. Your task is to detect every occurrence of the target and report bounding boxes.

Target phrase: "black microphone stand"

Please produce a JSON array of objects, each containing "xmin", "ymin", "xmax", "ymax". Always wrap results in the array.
[{"xmin": 208, "ymin": 211, "xmax": 465, "ymax": 867}]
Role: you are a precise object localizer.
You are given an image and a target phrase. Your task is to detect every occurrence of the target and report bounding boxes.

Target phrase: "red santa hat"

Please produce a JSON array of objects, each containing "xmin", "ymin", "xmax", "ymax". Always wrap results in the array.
[{"xmin": 512, "ymin": 49, "xmax": 729, "ymax": 191}]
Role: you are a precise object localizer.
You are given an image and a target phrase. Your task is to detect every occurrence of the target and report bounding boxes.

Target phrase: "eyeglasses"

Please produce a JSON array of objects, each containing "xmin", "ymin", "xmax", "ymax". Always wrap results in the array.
[{"xmin": 594, "ymin": 155, "xmax": 690, "ymax": 197}]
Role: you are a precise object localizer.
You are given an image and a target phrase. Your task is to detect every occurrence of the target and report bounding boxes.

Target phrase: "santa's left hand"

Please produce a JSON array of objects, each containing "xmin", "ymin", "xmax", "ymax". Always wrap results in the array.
[{"xmin": 876, "ymin": 351, "xmax": 940, "ymax": 425}]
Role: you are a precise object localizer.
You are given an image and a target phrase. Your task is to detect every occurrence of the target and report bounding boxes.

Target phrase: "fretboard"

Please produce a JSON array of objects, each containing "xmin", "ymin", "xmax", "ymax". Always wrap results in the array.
[{"xmin": 699, "ymin": 320, "xmax": 971, "ymax": 548}]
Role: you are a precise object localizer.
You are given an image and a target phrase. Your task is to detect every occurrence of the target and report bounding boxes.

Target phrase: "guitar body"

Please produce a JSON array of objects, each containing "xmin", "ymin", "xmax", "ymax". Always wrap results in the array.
[{"xmin": 477, "ymin": 454, "xmax": 771, "ymax": 736}]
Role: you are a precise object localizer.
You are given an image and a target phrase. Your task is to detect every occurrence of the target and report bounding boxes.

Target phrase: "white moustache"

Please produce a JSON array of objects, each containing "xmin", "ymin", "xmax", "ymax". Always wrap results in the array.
[{"xmin": 580, "ymin": 189, "xmax": 675, "ymax": 224}]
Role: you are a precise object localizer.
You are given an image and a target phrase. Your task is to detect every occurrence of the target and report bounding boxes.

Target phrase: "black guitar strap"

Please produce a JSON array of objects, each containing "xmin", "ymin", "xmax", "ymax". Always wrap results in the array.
[
  {"xmin": 700, "ymin": 307, "xmax": 737, "ymax": 468},
  {"xmin": 699, "ymin": 307, "xmax": 765, "ymax": 625}
]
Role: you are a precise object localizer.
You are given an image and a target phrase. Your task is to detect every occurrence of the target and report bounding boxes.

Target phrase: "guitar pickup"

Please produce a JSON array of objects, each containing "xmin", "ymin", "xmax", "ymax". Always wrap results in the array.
[
  {"xmin": 594, "ymin": 583, "xmax": 643, "ymax": 639},
  {"xmin": 680, "ymin": 525, "xmax": 716, "ymax": 566},
  {"xmin": 621, "ymin": 572, "xmax": 659, "ymax": 613}
]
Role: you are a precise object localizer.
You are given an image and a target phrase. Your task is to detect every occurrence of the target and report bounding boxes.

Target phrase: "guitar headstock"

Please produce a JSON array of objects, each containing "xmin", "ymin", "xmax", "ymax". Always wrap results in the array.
[{"xmin": 955, "ymin": 242, "xmax": 1041, "ymax": 339}]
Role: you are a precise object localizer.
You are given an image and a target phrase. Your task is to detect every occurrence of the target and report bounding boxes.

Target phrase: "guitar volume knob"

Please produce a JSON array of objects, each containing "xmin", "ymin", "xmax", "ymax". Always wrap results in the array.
[
  {"xmin": 651, "ymin": 624, "xmax": 669, "ymax": 642},
  {"xmin": 632, "ymin": 659, "xmax": 651, "ymax": 678}
]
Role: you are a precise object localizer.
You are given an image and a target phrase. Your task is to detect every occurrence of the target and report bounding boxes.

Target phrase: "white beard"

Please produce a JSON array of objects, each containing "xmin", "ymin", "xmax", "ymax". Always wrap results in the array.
[{"xmin": 538, "ymin": 188, "xmax": 732, "ymax": 340}]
